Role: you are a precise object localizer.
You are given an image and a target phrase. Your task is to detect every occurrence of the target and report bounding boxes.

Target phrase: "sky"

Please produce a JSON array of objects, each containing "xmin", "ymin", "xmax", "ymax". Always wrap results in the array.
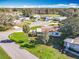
[{"xmin": 0, "ymin": 0, "xmax": 79, "ymax": 8}]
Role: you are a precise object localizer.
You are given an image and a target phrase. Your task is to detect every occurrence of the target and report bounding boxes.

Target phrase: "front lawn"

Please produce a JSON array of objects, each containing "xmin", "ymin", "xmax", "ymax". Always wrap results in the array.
[
  {"xmin": 9, "ymin": 32, "xmax": 74, "ymax": 59},
  {"xmin": 0, "ymin": 47, "xmax": 11, "ymax": 59},
  {"xmin": 26, "ymin": 45, "xmax": 74, "ymax": 59}
]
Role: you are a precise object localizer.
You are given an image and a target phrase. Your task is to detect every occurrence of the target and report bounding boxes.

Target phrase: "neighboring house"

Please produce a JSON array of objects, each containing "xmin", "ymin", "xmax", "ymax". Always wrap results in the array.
[
  {"xmin": 19, "ymin": 17, "xmax": 30, "ymax": 21},
  {"xmin": 33, "ymin": 15, "xmax": 41, "ymax": 21},
  {"xmin": 45, "ymin": 17, "xmax": 53, "ymax": 21},
  {"xmin": 55, "ymin": 16, "xmax": 67, "ymax": 21},
  {"xmin": 30, "ymin": 21, "xmax": 48, "ymax": 27},
  {"xmin": 64, "ymin": 37, "xmax": 79, "ymax": 52},
  {"xmin": 36, "ymin": 26, "xmax": 61, "ymax": 37},
  {"xmin": 41, "ymin": 26, "xmax": 60, "ymax": 32}
]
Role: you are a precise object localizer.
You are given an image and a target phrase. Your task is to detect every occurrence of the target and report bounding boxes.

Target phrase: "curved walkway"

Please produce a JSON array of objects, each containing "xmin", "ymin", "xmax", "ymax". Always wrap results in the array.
[{"xmin": 0, "ymin": 28, "xmax": 39, "ymax": 59}]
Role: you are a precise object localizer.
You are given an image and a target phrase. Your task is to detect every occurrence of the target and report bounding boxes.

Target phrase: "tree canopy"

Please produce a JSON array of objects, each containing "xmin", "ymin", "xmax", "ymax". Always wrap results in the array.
[
  {"xmin": 60, "ymin": 17, "xmax": 79, "ymax": 37},
  {"xmin": 0, "ymin": 14, "xmax": 14, "ymax": 31},
  {"xmin": 23, "ymin": 24, "xmax": 30, "ymax": 34}
]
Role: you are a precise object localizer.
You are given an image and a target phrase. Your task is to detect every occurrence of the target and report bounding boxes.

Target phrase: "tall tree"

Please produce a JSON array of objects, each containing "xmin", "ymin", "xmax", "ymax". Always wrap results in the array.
[
  {"xmin": 60, "ymin": 17, "xmax": 79, "ymax": 37},
  {"xmin": 23, "ymin": 24, "xmax": 30, "ymax": 35}
]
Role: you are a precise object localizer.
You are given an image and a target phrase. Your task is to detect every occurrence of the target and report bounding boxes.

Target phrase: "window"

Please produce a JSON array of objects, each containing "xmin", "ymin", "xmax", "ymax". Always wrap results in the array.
[{"xmin": 55, "ymin": 32, "xmax": 59, "ymax": 35}]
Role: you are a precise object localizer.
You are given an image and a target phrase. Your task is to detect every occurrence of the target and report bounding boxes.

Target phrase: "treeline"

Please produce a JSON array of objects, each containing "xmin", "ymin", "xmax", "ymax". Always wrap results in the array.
[{"xmin": 0, "ymin": 8, "xmax": 79, "ymax": 17}]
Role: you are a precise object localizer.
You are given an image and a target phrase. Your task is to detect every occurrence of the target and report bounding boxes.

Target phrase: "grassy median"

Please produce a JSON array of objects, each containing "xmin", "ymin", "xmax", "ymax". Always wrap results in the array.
[{"xmin": 0, "ymin": 47, "xmax": 11, "ymax": 59}]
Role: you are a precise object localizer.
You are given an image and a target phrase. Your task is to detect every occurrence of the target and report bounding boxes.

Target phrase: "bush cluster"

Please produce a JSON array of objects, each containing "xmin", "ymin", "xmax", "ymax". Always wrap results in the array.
[{"xmin": 9, "ymin": 32, "xmax": 36, "ymax": 48}]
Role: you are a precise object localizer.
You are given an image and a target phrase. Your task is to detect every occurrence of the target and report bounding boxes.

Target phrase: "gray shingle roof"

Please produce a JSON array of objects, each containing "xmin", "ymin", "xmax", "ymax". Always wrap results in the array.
[{"xmin": 64, "ymin": 37, "xmax": 79, "ymax": 44}]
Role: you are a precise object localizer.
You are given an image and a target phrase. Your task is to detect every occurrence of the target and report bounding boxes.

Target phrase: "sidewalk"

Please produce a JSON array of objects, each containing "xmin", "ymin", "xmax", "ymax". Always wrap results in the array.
[
  {"xmin": 0, "ymin": 42, "xmax": 39, "ymax": 59},
  {"xmin": 0, "ymin": 28, "xmax": 39, "ymax": 59}
]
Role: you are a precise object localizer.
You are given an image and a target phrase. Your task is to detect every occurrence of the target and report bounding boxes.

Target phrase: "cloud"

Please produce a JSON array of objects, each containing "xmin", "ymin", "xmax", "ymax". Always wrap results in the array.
[
  {"xmin": 67, "ymin": 3, "xmax": 79, "ymax": 8},
  {"xmin": 23, "ymin": 3, "xmax": 79, "ymax": 8},
  {"xmin": 0, "ymin": 3, "xmax": 79, "ymax": 8}
]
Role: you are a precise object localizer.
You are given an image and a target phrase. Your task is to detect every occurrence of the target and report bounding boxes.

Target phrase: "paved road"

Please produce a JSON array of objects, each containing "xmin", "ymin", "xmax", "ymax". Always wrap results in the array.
[{"xmin": 0, "ymin": 28, "xmax": 39, "ymax": 59}]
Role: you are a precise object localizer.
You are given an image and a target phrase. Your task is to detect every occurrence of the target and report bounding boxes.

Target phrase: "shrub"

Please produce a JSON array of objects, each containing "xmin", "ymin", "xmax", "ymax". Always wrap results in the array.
[
  {"xmin": 9, "ymin": 32, "xmax": 29, "ymax": 43},
  {"xmin": 9, "ymin": 32, "xmax": 36, "ymax": 48},
  {"xmin": 20, "ymin": 42, "xmax": 35, "ymax": 48}
]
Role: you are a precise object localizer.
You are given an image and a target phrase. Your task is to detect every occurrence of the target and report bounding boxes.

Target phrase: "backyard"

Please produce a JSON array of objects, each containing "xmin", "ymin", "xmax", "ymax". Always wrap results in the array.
[
  {"xmin": 9, "ymin": 32, "xmax": 75, "ymax": 59},
  {"xmin": 0, "ymin": 47, "xmax": 11, "ymax": 59}
]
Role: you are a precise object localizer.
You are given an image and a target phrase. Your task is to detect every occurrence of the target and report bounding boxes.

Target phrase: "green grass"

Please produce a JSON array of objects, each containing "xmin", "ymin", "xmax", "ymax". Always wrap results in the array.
[
  {"xmin": 34, "ymin": 14, "xmax": 60, "ymax": 17},
  {"xmin": 8, "ymin": 32, "xmax": 74, "ymax": 59},
  {"xmin": 0, "ymin": 47, "xmax": 11, "ymax": 59},
  {"xmin": 31, "ymin": 26, "xmax": 41, "ymax": 30},
  {"xmin": 26, "ymin": 45, "xmax": 74, "ymax": 59},
  {"xmin": 9, "ymin": 32, "xmax": 29, "ymax": 43}
]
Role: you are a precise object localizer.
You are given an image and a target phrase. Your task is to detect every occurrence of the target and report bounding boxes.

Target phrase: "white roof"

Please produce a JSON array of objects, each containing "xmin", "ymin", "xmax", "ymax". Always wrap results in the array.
[
  {"xmin": 64, "ymin": 38, "xmax": 74, "ymax": 43},
  {"xmin": 64, "ymin": 37, "xmax": 79, "ymax": 44},
  {"xmin": 56, "ymin": 16, "xmax": 67, "ymax": 21}
]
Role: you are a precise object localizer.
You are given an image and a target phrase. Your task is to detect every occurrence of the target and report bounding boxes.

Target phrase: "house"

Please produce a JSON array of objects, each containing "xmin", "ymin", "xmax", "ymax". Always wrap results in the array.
[
  {"xmin": 45, "ymin": 17, "xmax": 53, "ymax": 21},
  {"xmin": 55, "ymin": 16, "xmax": 67, "ymax": 21},
  {"xmin": 36, "ymin": 26, "xmax": 61, "ymax": 37},
  {"xmin": 30, "ymin": 21, "xmax": 61, "ymax": 37},
  {"xmin": 33, "ymin": 15, "xmax": 41, "ymax": 21},
  {"xmin": 19, "ymin": 17, "xmax": 30, "ymax": 21},
  {"xmin": 64, "ymin": 37, "xmax": 79, "ymax": 53},
  {"xmin": 42, "ymin": 26, "xmax": 60, "ymax": 32}
]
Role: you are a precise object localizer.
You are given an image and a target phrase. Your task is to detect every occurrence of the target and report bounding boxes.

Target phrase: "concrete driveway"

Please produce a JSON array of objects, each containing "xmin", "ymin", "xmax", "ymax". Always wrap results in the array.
[{"xmin": 0, "ymin": 27, "xmax": 39, "ymax": 59}]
